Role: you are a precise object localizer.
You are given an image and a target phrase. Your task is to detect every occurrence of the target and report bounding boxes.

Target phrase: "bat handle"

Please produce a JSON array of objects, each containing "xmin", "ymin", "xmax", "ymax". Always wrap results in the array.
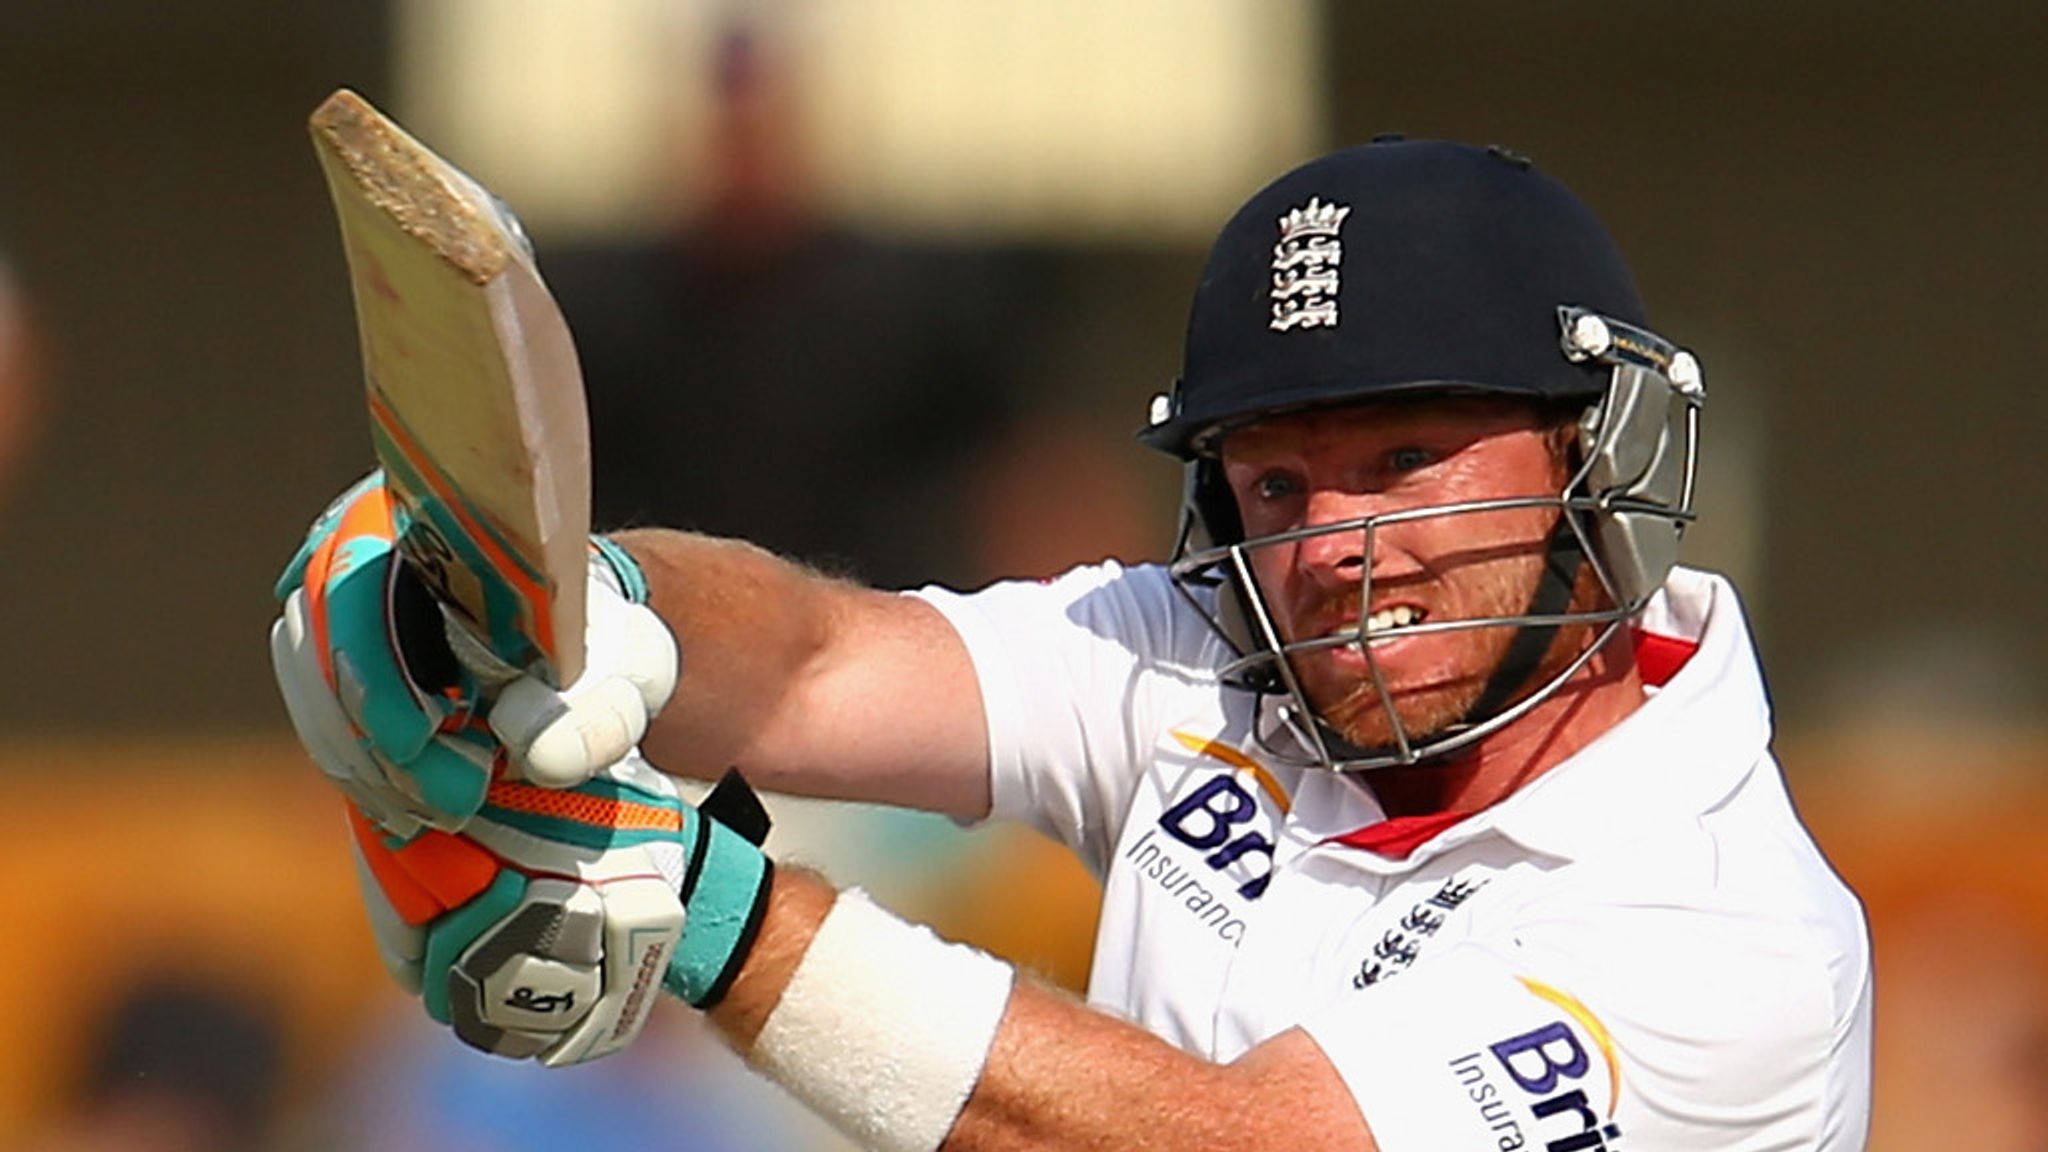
[{"xmin": 440, "ymin": 605, "xmax": 527, "ymax": 690}]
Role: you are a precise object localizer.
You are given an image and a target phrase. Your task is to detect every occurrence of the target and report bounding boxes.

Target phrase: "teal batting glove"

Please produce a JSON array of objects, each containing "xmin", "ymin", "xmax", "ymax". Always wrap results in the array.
[
  {"xmin": 273, "ymin": 473, "xmax": 496, "ymax": 834},
  {"xmin": 352, "ymin": 757, "xmax": 773, "ymax": 1067},
  {"xmin": 272, "ymin": 473, "xmax": 680, "ymax": 836}
]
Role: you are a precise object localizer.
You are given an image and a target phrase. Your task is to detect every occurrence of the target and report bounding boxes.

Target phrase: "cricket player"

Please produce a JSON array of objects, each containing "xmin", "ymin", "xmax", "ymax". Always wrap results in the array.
[{"xmin": 274, "ymin": 139, "xmax": 1872, "ymax": 1150}]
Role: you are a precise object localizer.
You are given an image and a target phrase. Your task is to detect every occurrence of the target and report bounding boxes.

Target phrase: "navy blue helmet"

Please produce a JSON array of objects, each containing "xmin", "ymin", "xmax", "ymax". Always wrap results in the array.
[{"xmin": 1145, "ymin": 139, "xmax": 1705, "ymax": 771}]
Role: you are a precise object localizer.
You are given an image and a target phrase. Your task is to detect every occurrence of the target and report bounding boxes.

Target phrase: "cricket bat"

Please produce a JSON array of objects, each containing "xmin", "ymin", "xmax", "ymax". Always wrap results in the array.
[
  {"xmin": 309, "ymin": 88, "xmax": 588, "ymax": 688},
  {"xmin": 309, "ymin": 94, "xmax": 688, "ymax": 1069}
]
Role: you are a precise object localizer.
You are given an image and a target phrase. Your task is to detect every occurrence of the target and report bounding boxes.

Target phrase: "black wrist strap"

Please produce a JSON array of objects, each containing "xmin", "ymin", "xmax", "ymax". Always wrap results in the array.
[{"xmin": 700, "ymin": 767, "xmax": 773, "ymax": 847}]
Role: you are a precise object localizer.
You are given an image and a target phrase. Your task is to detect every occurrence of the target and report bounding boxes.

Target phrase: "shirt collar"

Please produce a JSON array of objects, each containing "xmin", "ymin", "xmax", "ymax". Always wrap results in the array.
[
  {"xmin": 1308, "ymin": 568, "xmax": 1771, "ymax": 867},
  {"xmin": 1487, "ymin": 568, "xmax": 1770, "ymax": 860}
]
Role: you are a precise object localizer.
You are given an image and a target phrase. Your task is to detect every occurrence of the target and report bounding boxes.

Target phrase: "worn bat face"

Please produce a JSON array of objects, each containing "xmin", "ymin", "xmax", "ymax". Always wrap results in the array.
[{"xmin": 311, "ymin": 89, "xmax": 591, "ymax": 688}]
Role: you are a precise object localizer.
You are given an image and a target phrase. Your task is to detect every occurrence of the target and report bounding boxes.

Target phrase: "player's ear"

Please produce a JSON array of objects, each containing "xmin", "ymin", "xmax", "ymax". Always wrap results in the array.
[
  {"xmin": 1189, "ymin": 457, "xmax": 1245, "ymax": 549},
  {"xmin": 1543, "ymin": 403, "xmax": 1587, "ymax": 485}
]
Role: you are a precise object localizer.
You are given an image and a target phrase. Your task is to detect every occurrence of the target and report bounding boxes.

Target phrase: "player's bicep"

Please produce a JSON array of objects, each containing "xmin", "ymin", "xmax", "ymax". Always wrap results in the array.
[
  {"xmin": 915, "ymin": 562, "xmax": 1181, "ymax": 870},
  {"xmin": 743, "ymin": 586, "xmax": 992, "ymax": 819},
  {"xmin": 1229, "ymin": 1028, "xmax": 1381, "ymax": 1151},
  {"xmin": 1302, "ymin": 945, "xmax": 1631, "ymax": 1152}
]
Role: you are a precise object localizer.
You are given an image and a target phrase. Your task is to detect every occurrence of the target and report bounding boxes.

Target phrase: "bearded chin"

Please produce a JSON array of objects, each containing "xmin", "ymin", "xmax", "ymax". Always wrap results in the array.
[
  {"xmin": 1311, "ymin": 676, "xmax": 1486, "ymax": 754},
  {"xmin": 1292, "ymin": 612, "xmax": 1526, "ymax": 755},
  {"xmin": 1303, "ymin": 610, "xmax": 1603, "ymax": 758}
]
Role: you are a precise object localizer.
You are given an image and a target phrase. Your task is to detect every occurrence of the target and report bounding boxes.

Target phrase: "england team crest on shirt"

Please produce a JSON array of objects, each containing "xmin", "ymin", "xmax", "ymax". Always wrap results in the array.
[{"xmin": 1270, "ymin": 196, "xmax": 1351, "ymax": 331}]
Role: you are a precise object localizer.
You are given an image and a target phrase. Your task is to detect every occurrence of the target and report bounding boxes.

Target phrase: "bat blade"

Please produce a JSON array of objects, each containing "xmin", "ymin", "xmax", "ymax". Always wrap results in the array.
[{"xmin": 309, "ymin": 88, "xmax": 589, "ymax": 688}]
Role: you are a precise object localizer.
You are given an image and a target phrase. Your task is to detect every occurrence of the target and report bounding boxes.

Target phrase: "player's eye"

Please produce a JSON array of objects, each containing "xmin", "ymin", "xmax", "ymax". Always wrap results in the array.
[
  {"xmin": 1253, "ymin": 471, "xmax": 1302, "ymax": 501},
  {"xmin": 1387, "ymin": 446, "xmax": 1434, "ymax": 473}
]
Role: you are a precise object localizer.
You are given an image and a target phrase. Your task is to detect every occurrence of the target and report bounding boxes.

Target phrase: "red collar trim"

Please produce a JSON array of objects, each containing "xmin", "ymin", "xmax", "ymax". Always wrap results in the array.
[
  {"xmin": 1328, "ymin": 628, "xmax": 1701, "ymax": 858},
  {"xmin": 1633, "ymin": 629, "xmax": 1698, "ymax": 689},
  {"xmin": 1329, "ymin": 810, "xmax": 1470, "ymax": 860}
]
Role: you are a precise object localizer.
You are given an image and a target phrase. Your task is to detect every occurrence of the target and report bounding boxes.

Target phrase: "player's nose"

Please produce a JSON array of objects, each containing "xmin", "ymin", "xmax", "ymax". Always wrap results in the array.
[
  {"xmin": 1294, "ymin": 488, "xmax": 1427, "ymax": 589},
  {"xmin": 1295, "ymin": 490, "xmax": 1372, "ymax": 584}
]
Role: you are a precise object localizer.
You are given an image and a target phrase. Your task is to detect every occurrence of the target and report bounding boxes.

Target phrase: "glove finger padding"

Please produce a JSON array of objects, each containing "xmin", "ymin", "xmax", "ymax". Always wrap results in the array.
[
  {"xmin": 346, "ymin": 803, "xmax": 504, "ymax": 995},
  {"xmin": 274, "ymin": 580, "xmax": 499, "ymax": 832},
  {"xmin": 272, "ymin": 473, "xmax": 497, "ymax": 833},
  {"xmin": 347, "ymin": 783, "xmax": 683, "ymax": 1068},
  {"xmin": 345, "ymin": 756, "xmax": 770, "ymax": 1068},
  {"xmin": 487, "ymin": 554, "xmax": 679, "ymax": 789},
  {"xmin": 276, "ymin": 604, "xmax": 430, "ymax": 838},
  {"xmin": 418, "ymin": 760, "xmax": 698, "ymax": 1065},
  {"xmin": 348, "ymin": 828, "xmax": 427, "ymax": 994}
]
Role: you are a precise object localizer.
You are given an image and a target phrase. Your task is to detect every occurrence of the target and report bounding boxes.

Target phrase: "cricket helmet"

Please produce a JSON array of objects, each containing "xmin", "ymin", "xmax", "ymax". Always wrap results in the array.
[{"xmin": 1142, "ymin": 138, "xmax": 1706, "ymax": 771}]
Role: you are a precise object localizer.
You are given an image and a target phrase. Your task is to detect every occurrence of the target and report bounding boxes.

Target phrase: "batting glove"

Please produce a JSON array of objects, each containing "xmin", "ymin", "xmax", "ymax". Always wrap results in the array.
[
  {"xmin": 351, "ymin": 756, "xmax": 773, "ymax": 1066},
  {"xmin": 271, "ymin": 473, "xmax": 679, "ymax": 835}
]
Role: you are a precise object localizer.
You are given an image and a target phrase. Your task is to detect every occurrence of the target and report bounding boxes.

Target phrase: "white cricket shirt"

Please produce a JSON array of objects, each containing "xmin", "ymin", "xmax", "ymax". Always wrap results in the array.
[{"xmin": 916, "ymin": 565, "xmax": 1872, "ymax": 1151}]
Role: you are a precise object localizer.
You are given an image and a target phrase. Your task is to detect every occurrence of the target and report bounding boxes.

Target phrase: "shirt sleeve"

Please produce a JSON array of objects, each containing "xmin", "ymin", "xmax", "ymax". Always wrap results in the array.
[{"xmin": 910, "ymin": 561, "xmax": 1203, "ymax": 877}]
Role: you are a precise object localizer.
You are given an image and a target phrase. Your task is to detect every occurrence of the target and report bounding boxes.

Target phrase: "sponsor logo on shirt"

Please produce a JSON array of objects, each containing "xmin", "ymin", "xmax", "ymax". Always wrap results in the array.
[
  {"xmin": 1351, "ymin": 873, "xmax": 1488, "ymax": 989},
  {"xmin": 1447, "ymin": 978, "xmax": 1624, "ymax": 1151},
  {"xmin": 1121, "ymin": 732, "xmax": 1290, "ymax": 945}
]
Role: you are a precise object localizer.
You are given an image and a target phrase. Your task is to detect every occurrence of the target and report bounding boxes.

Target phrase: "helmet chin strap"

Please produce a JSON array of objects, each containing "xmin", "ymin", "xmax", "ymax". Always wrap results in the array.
[{"xmin": 1460, "ymin": 512, "xmax": 1588, "ymax": 725}]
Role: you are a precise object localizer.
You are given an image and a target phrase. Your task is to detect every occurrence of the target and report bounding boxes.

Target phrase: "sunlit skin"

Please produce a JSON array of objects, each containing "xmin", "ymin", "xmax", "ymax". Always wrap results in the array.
[{"xmin": 1220, "ymin": 396, "xmax": 1646, "ymax": 818}]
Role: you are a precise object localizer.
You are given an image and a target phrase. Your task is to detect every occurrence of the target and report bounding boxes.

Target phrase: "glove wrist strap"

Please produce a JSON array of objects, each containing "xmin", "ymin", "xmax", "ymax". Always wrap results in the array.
[
  {"xmin": 664, "ymin": 769, "xmax": 775, "ymax": 1008},
  {"xmin": 665, "ymin": 817, "xmax": 773, "ymax": 1007},
  {"xmin": 591, "ymin": 536, "xmax": 652, "ymax": 604}
]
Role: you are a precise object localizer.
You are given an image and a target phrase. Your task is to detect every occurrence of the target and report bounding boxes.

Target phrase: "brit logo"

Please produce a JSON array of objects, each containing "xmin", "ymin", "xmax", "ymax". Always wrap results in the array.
[
  {"xmin": 1120, "ymin": 732, "xmax": 1292, "ymax": 947},
  {"xmin": 1270, "ymin": 196, "xmax": 1351, "ymax": 332},
  {"xmin": 1446, "ymin": 979, "xmax": 1627, "ymax": 1152}
]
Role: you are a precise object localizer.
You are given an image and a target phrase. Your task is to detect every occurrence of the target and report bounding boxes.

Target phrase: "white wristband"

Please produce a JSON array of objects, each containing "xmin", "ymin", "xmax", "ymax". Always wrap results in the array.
[{"xmin": 750, "ymin": 889, "xmax": 1015, "ymax": 1152}]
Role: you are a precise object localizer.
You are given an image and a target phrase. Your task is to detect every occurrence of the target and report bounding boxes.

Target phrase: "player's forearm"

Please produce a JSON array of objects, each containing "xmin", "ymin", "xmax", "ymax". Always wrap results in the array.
[
  {"xmin": 711, "ymin": 868, "xmax": 1376, "ymax": 1152},
  {"xmin": 705, "ymin": 863, "xmax": 835, "ymax": 1049},
  {"xmin": 608, "ymin": 528, "xmax": 838, "ymax": 777},
  {"xmin": 607, "ymin": 528, "xmax": 992, "ymax": 818},
  {"xmin": 949, "ymin": 985, "xmax": 1375, "ymax": 1152}
]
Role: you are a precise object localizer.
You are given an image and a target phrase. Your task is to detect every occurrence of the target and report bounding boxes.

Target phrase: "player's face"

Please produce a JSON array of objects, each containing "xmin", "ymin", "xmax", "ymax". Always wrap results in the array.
[{"xmin": 1220, "ymin": 398, "xmax": 1572, "ymax": 750}]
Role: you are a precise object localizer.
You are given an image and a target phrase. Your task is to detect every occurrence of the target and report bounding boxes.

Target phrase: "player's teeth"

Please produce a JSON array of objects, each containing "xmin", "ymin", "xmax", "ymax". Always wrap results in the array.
[{"xmin": 1365, "ymin": 606, "xmax": 1423, "ymax": 634}]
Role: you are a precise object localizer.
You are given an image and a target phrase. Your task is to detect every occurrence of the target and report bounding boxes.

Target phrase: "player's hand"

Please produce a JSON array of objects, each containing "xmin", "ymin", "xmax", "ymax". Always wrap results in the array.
[
  {"xmin": 483, "ymin": 536, "xmax": 680, "ymax": 790},
  {"xmin": 351, "ymin": 756, "xmax": 773, "ymax": 1066},
  {"xmin": 270, "ymin": 473, "xmax": 679, "ymax": 835}
]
